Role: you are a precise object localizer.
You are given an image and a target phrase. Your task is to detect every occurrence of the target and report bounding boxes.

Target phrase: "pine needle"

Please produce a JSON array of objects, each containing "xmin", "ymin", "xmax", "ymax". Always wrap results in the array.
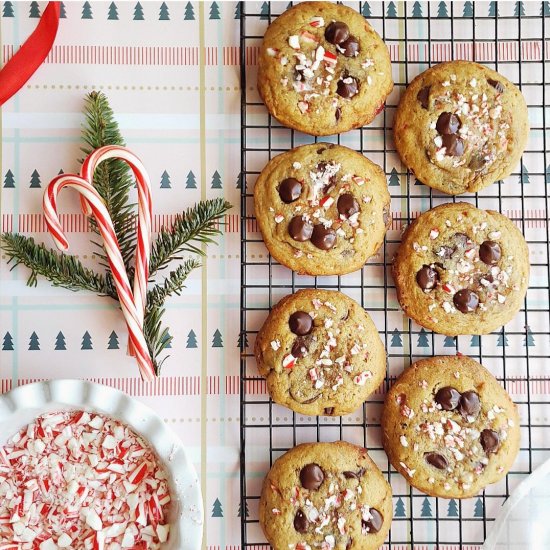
[
  {"xmin": 0, "ymin": 233, "xmax": 115, "ymax": 297},
  {"xmin": 147, "ymin": 259, "xmax": 201, "ymax": 309},
  {"xmin": 150, "ymin": 198, "xmax": 231, "ymax": 275},
  {"xmin": 81, "ymin": 91, "xmax": 137, "ymax": 272},
  {"xmin": 144, "ymin": 305, "xmax": 172, "ymax": 372}
]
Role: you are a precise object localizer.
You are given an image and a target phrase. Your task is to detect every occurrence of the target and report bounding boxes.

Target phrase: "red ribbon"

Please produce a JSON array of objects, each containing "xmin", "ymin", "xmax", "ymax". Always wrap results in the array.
[{"xmin": 0, "ymin": 1, "xmax": 60, "ymax": 106}]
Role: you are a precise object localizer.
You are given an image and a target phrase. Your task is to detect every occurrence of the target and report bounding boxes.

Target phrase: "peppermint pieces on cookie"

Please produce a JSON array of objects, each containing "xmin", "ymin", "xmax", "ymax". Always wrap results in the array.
[
  {"xmin": 392, "ymin": 202, "xmax": 529, "ymax": 335},
  {"xmin": 254, "ymin": 289, "xmax": 386, "ymax": 416},
  {"xmin": 394, "ymin": 61, "xmax": 529, "ymax": 194},
  {"xmin": 382, "ymin": 356, "xmax": 520, "ymax": 498},
  {"xmin": 257, "ymin": 1, "xmax": 392, "ymax": 136},
  {"xmin": 259, "ymin": 442, "xmax": 392, "ymax": 550},
  {"xmin": 0, "ymin": 411, "xmax": 171, "ymax": 548},
  {"xmin": 254, "ymin": 143, "xmax": 390, "ymax": 276}
]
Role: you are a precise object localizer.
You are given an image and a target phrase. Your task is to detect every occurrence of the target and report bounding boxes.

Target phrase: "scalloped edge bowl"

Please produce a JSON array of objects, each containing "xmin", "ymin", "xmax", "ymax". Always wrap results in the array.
[{"xmin": 0, "ymin": 379, "xmax": 203, "ymax": 550}]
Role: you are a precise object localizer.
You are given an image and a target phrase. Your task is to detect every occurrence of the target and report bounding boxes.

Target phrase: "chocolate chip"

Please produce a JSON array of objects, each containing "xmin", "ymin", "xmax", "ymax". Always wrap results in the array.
[
  {"xmin": 311, "ymin": 224, "xmax": 336, "ymax": 250},
  {"xmin": 289, "ymin": 311, "xmax": 313, "ymax": 336},
  {"xmin": 479, "ymin": 240, "xmax": 501, "ymax": 265},
  {"xmin": 324, "ymin": 21, "xmax": 350, "ymax": 45},
  {"xmin": 299, "ymin": 463, "xmax": 324, "ymax": 490},
  {"xmin": 425, "ymin": 452, "xmax": 448, "ymax": 470},
  {"xmin": 343, "ymin": 467, "xmax": 365, "ymax": 480},
  {"xmin": 435, "ymin": 386, "xmax": 461, "ymax": 410},
  {"xmin": 346, "ymin": 539, "xmax": 353, "ymax": 550},
  {"xmin": 416, "ymin": 265, "xmax": 439, "ymax": 291},
  {"xmin": 469, "ymin": 154, "xmax": 487, "ymax": 172},
  {"xmin": 337, "ymin": 77, "xmax": 359, "ymax": 99},
  {"xmin": 480, "ymin": 429, "xmax": 500, "ymax": 453},
  {"xmin": 453, "ymin": 289, "xmax": 479, "ymax": 313},
  {"xmin": 335, "ymin": 107, "xmax": 341, "ymax": 121},
  {"xmin": 324, "ymin": 407, "xmax": 335, "ymax": 415},
  {"xmin": 488, "ymin": 79, "xmax": 505, "ymax": 93},
  {"xmin": 317, "ymin": 148, "xmax": 326, "ymax": 154},
  {"xmin": 436, "ymin": 112, "xmax": 461, "ymax": 135},
  {"xmin": 293, "ymin": 510, "xmax": 308, "ymax": 533},
  {"xmin": 279, "ymin": 178, "xmax": 302, "ymax": 203},
  {"xmin": 362, "ymin": 508, "xmax": 383, "ymax": 534},
  {"xmin": 442, "ymin": 134, "xmax": 464, "ymax": 156},
  {"xmin": 288, "ymin": 216, "xmax": 313, "ymax": 242},
  {"xmin": 339, "ymin": 35, "xmax": 359, "ymax": 57},
  {"xmin": 458, "ymin": 391, "xmax": 481, "ymax": 419},
  {"xmin": 291, "ymin": 337, "xmax": 309, "ymax": 358},
  {"xmin": 417, "ymin": 86, "xmax": 430, "ymax": 109},
  {"xmin": 337, "ymin": 193, "xmax": 359, "ymax": 218}
]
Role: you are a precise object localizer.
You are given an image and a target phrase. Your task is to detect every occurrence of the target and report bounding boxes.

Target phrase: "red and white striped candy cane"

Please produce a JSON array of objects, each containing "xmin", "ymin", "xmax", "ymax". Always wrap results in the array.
[
  {"xmin": 43, "ymin": 173, "xmax": 156, "ymax": 382},
  {"xmin": 80, "ymin": 146, "xmax": 153, "ymax": 357}
]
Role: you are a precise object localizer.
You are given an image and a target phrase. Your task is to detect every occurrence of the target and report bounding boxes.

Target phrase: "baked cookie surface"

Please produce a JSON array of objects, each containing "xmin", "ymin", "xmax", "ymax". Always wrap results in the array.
[
  {"xmin": 259, "ymin": 441, "xmax": 392, "ymax": 550},
  {"xmin": 254, "ymin": 143, "xmax": 390, "ymax": 276},
  {"xmin": 394, "ymin": 61, "xmax": 529, "ymax": 194},
  {"xmin": 254, "ymin": 289, "xmax": 386, "ymax": 416},
  {"xmin": 381, "ymin": 356, "xmax": 520, "ymax": 499},
  {"xmin": 392, "ymin": 202, "xmax": 529, "ymax": 336},
  {"xmin": 257, "ymin": 1, "xmax": 393, "ymax": 136}
]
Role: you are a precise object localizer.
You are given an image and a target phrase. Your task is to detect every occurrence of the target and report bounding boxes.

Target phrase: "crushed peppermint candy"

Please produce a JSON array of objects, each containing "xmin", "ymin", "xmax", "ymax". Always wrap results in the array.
[
  {"xmin": 283, "ymin": 353, "xmax": 297, "ymax": 369},
  {"xmin": 309, "ymin": 16, "xmax": 325, "ymax": 27},
  {"xmin": 353, "ymin": 371, "xmax": 373, "ymax": 386},
  {"xmin": 0, "ymin": 411, "xmax": 171, "ymax": 549},
  {"xmin": 288, "ymin": 35, "xmax": 300, "ymax": 50}
]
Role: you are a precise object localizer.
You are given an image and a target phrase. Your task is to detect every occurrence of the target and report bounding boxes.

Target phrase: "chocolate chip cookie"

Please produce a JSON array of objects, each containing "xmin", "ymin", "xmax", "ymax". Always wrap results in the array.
[
  {"xmin": 381, "ymin": 356, "xmax": 520, "ymax": 498},
  {"xmin": 254, "ymin": 143, "xmax": 391, "ymax": 276},
  {"xmin": 255, "ymin": 289, "xmax": 386, "ymax": 416},
  {"xmin": 259, "ymin": 441, "xmax": 392, "ymax": 550},
  {"xmin": 392, "ymin": 202, "xmax": 529, "ymax": 335},
  {"xmin": 257, "ymin": 1, "xmax": 393, "ymax": 136},
  {"xmin": 394, "ymin": 61, "xmax": 529, "ymax": 194}
]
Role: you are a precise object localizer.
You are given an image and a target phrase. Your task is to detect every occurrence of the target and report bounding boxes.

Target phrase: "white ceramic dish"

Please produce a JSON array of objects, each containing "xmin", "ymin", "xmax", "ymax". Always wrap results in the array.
[{"xmin": 0, "ymin": 379, "xmax": 203, "ymax": 550}]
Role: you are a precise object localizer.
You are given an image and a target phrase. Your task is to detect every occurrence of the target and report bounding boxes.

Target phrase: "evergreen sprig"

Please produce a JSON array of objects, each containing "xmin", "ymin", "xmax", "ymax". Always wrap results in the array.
[
  {"xmin": 0, "ymin": 92, "xmax": 232, "ymax": 375},
  {"xmin": 80, "ymin": 91, "xmax": 137, "ymax": 272},
  {"xmin": 147, "ymin": 259, "xmax": 201, "ymax": 310},
  {"xmin": 0, "ymin": 233, "xmax": 116, "ymax": 297},
  {"xmin": 150, "ymin": 198, "xmax": 231, "ymax": 275}
]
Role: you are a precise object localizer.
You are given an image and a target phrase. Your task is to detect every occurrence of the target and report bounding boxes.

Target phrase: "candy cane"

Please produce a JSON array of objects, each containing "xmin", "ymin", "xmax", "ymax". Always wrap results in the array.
[
  {"xmin": 80, "ymin": 146, "xmax": 153, "ymax": 357},
  {"xmin": 43, "ymin": 173, "xmax": 155, "ymax": 382}
]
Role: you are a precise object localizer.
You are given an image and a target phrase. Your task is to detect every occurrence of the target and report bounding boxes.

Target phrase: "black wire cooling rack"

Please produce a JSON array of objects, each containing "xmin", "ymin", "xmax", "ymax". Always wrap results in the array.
[{"xmin": 239, "ymin": 2, "xmax": 550, "ymax": 548}]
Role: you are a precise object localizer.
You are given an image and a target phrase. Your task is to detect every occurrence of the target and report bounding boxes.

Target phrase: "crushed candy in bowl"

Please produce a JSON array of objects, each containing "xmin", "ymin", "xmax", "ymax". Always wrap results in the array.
[{"xmin": 0, "ymin": 410, "xmax": 172, "ymax": 549}]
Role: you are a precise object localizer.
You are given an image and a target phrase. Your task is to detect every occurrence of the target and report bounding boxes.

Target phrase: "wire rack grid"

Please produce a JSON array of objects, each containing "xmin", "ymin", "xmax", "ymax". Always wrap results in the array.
[{"xmin": 240, "ymin": 1, "xmax": 550, "ymax": 548}]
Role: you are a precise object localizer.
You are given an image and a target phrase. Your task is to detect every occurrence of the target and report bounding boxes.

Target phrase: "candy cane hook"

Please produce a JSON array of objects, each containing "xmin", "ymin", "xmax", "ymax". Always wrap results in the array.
[
  {"xmin": 79, "ymin": 146, "xmax": 153, "ymax": 355},
  {"xmin": 43, "ymin": 173, "xmax": 155, "ymax": 382}
]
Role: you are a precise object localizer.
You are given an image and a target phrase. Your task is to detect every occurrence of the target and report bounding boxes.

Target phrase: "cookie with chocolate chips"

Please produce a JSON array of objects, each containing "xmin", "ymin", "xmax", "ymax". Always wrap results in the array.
[
  {"xmin": 254, "ymin": 143, "xmax": 391, "ymax": 276},
  {"xmin": 259, "ymin": 441, "xmax": 392, "ymax": 550},
  {"xmin": 257, "ymin": 1, "xmax": 393, "ymax": 136},
  {"xmin": 394, "ymin": 61, "xmax": 529, "ymax": 194},
  {"xmin": 254, "ymin": 289, "xmax": 386, "ymax": 416},
  {"xmin": 392, "ymin": 202, "xmax": 529, "ymax": 335},
  {"xmin": 381, "ymin": 356, "xmax": 520, "ymax": 498}
]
